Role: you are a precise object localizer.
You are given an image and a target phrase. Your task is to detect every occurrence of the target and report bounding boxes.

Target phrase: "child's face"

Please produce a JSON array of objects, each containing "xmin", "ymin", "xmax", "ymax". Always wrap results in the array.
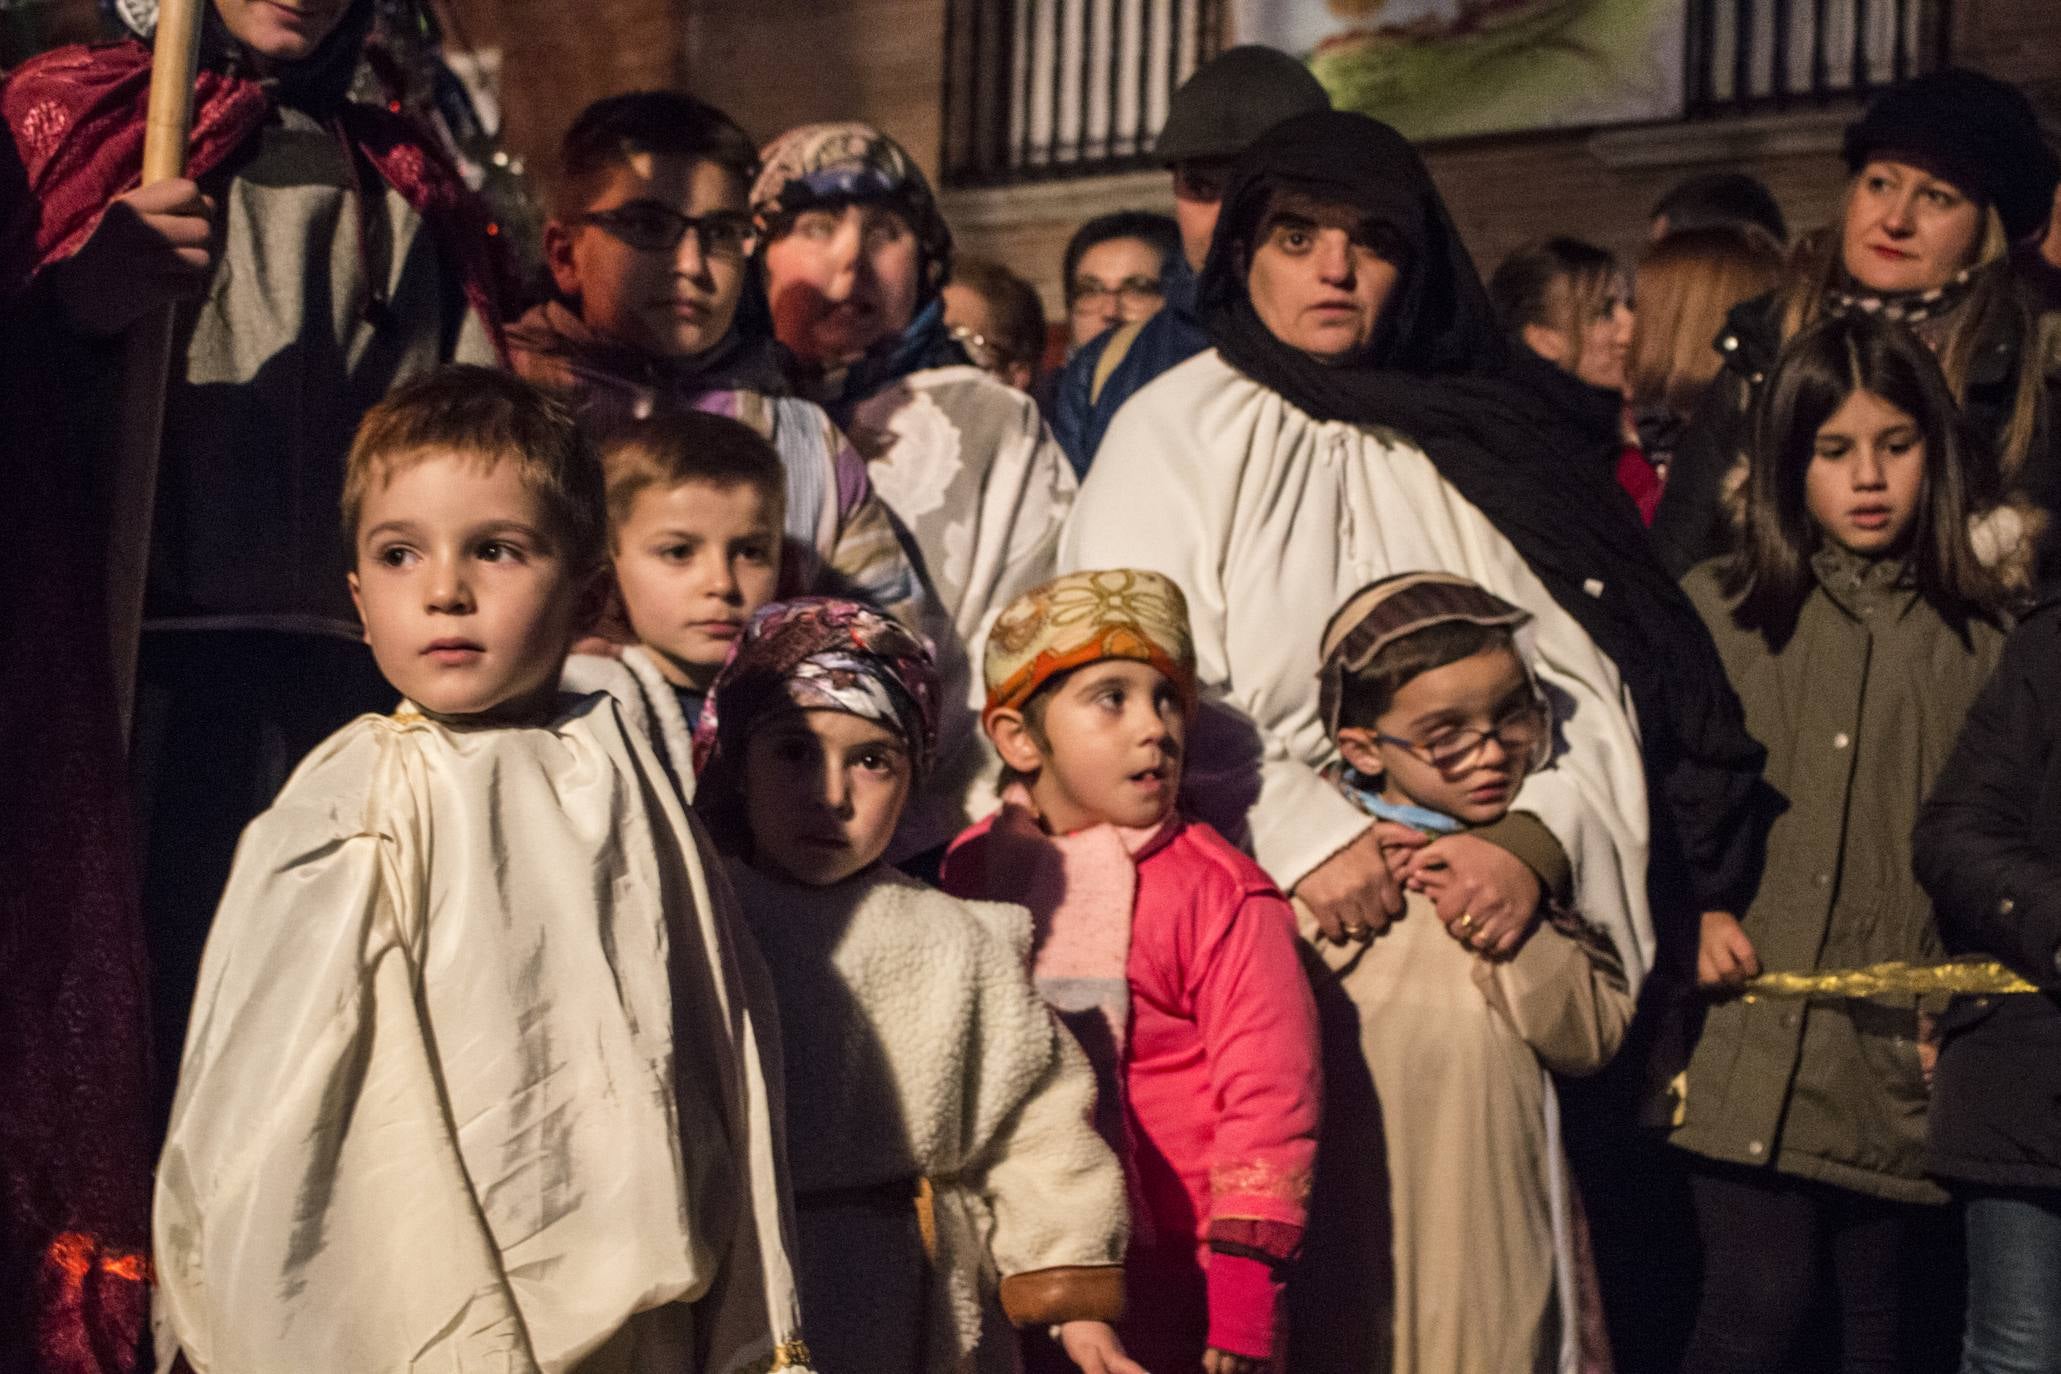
[
  {"xmin": 612, "ymin": 479, "xmax": 782, "ymax": 690},
  {"xmin": 1804, "ymin": 387, "xmax": 1925, "ymax": 557},
  {"xmin": 992, "ymin": 661, "xmax": 1185, "ymax": 835},
  {"xmin": 213, "ymin": 0, "xmax": 352, "ymax": 63},
  {"xmin": 546, "ymin": 154, "xmax": 753, "ymax": 362},
  {"xmin": 1338, "ymin": 645, "xmax": 1542, "ymax": 827},
  {"xmin": 742, "ymin": 708, "xmax": 913, "ymax": 886},
  {"xmin": 762, "ymin": 203, "xmax": 924, "ymax": 367},
  {"xmin": 348, "ymin": 453, "xmax": 592, "ymax": 719}
]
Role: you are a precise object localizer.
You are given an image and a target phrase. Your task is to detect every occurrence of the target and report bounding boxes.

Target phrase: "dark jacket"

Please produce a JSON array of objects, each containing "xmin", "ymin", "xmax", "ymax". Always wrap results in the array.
[
  {"xmin": 1916, "ymin": 601, "xmax": 2061, "ymax": 1191},
  {"xmin": 1673, "ymin": 551, "xmax": 2005, "ymax": 1202},
  {"xmin": 1650, "ymin": 286, "xmax": 2061, "ymax": 587},
  {"xmin": 1050, "ymin": 263, "xmax": 1209, "ymax": 476}
]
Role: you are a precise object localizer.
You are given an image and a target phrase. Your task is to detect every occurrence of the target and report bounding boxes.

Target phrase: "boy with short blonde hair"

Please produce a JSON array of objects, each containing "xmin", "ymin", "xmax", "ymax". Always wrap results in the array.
[
  {"xmin": 564, "ymin": 409, "xmax": 790, "ymax": 786},
  {"xmin": 154, "ymin": 366, "xmax": 810, "ymax": 1374}
]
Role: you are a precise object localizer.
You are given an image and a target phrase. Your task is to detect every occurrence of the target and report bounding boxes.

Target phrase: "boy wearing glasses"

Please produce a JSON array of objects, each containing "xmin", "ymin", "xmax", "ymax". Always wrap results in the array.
[
  {"xmin": 1290, "ymin": 571, "xmax": 1633, "ymax": 1374},
  {"xmin": 510, "ymin": 91, "xmax": 927, "ymax": 631}
]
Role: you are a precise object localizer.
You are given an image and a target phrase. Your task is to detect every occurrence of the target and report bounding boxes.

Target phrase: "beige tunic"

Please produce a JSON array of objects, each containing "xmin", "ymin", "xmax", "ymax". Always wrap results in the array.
[
  {"xmin": 1294, "ymin": 892, "xmax": 1631, "ymax": 1374},
  {"xmin": 153, "ymin": 695, "xmax": 804, "ymax": 1374},
  {"xmin": 152, "ymin": 107, "xmax": 494, "ymax": 635}
]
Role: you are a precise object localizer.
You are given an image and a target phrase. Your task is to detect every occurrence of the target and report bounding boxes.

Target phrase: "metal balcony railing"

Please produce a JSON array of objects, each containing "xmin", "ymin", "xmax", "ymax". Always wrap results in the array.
[
  {"xmin": 942, "ymin": 0, "xmax": 1949, "ymax": 187},
  {"xmin": 943, "ymin": 0, "xmax": 1223, "ymax": 186},
  {"xmin": 1686, "ymin": 0, "xmax": 1949, "ymax": 115}
]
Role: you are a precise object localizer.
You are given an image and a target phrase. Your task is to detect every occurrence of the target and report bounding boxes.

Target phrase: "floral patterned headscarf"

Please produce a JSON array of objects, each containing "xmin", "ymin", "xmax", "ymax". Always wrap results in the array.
[
  {"xmin": 981, "ymin": 569, "xmax": 1197, "ymax": 726},
  {"xmin": 692, "ymin": 598, "xmax": 941, "ymax": 801}
]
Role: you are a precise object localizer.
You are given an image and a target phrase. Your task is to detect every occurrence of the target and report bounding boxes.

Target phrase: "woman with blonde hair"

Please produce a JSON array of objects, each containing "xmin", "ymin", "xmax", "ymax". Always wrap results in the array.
[
  {"xmin": 1650, "ymin": 69, "xmax": 2060, "ymax": 584},
  {"xmin": 1628, "ymin": 225, "xmax": 1785, "ymax": 479}
]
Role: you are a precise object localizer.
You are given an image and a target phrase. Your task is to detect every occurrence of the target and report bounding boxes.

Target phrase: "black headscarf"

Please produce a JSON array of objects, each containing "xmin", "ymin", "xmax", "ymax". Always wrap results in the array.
[{"xmin": 1203, "ymin": 110, "xmax": 1769, "ymax": 930}]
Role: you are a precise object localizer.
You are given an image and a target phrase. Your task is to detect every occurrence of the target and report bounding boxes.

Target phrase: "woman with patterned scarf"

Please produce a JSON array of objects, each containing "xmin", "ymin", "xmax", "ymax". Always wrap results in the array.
[
  {"xmin": 1651, "ymin": 68, "xmax": 2061, "ymax": 591},
  {"xmin": 752, "ymin": 125, "xmax": 1080, "ymax": 870}
]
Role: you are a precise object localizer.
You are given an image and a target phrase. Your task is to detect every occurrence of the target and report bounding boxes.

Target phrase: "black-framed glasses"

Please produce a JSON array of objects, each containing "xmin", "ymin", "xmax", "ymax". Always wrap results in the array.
[
  {"xmin": 575, "ymin": 203, "xmax": 758, "ymax": 258},
  {"xmin": 1377, "ymin": 700, "xmax": 1548, "ymax": 773},
  {"xmin": 1069, "ymin": 275, "xmax": 1165, "ymax": 313}
]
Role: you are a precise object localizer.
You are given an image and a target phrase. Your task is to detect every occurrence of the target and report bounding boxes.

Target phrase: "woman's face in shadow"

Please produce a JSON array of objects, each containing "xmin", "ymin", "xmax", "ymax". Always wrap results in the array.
[{"xmin": 1244, "ymin": 191, "xmax": 1401, "ymax": 363}]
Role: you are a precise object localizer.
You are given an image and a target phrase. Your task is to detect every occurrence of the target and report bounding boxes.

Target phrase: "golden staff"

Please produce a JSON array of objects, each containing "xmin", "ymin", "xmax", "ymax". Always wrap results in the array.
[
  {"xmin": 1734, "ymin": 959, "xmax": 2041, "ymax": 1001},
  {"xmin": 109, "ymin": 0, "xmax": 206, "ymax": 740}
]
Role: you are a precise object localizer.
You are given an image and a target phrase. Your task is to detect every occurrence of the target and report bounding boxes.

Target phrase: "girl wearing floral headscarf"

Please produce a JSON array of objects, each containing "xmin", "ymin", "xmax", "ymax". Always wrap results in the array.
[
  {"xmin": 692, "ymin": 598, "xmax": 1134, "ymax": 1374},
  {"xmin": 753, "ymin": 125, "xmax": 1081, "ymax": 865}
]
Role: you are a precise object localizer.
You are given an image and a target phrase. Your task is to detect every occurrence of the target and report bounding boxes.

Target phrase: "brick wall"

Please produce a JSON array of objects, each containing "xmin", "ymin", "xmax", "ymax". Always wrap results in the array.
[{"xmin": 456, "ymin": 0, "xmax": 2055, "ymax": 313}]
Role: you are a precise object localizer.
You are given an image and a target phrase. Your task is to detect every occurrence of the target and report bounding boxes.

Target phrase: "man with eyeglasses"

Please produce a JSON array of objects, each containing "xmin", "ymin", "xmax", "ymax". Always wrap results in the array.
[
  {"xmin": 508, "ymin": 91, "xmax": 930, "ymax": 639},
  {"xmin": 1050, "ymin": 45, "xmax": 1329, "ymax": 475}
]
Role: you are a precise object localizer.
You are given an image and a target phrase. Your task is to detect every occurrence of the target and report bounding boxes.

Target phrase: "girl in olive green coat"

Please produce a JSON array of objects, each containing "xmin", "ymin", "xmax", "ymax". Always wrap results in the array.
[{"xmin": 1673, "ymin": 314, "xmax": 2011, "ymax": 1374}]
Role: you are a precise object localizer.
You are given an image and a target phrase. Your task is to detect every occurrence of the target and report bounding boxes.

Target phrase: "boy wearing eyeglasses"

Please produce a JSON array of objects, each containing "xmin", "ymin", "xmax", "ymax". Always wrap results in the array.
[
  {"xmin": 510, "ymin": 91, "xmax": 929, "ymax": 635},
  {"xmin": 1290, "ymin": 571, "xmax": 1634, "ymax": 1374}
]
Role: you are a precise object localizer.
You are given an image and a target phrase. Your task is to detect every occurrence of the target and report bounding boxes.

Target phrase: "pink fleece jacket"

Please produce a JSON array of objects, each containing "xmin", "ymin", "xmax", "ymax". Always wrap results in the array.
[{"xmin": 944, "ymin": 810, "xmax": 1320, "ymax": 1365}]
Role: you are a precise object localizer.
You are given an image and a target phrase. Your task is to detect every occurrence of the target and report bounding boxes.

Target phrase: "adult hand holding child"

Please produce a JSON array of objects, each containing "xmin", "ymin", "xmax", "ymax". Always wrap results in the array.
[
  {"xmin": 1294, "ymin": 825, "xmax": 1405, "ymax": 943},
  {"xmin": 1394, "ymin": 830, "xmax": 1543, "ymax": 959}
]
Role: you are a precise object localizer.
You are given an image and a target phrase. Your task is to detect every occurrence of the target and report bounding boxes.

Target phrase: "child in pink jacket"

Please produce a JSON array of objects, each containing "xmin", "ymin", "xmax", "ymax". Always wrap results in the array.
[{"xmin": 943, "ymin": 569, "xmax": 1321, "ymax": 1374}]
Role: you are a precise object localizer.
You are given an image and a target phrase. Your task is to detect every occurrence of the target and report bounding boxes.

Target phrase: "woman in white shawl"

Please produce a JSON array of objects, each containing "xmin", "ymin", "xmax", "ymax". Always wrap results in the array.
[{"xmin": 1062, "ymin": 110, "xmax": 1663, "ymax": 1373}]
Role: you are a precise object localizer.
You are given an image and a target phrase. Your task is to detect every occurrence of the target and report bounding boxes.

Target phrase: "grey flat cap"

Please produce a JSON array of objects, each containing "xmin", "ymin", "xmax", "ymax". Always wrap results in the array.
[{"xmin": 1154, "ymin": 45, "xmax": 1331, "ymax": 166}]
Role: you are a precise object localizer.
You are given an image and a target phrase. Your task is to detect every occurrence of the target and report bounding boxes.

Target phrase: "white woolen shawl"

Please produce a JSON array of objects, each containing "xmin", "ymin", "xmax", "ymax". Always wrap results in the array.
[
  {"xmin": 152, "ymin": 694, "xmax": 805, "ymax": 1374},
  {"xmin": 1063, "ymin": 351, "xmax": 1654, "ymax": 989}
]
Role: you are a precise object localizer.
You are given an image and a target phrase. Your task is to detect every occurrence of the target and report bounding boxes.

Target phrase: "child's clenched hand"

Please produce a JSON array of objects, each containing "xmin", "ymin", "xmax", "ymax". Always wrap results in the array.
[
  {"xmin": 1057, "ymin": 1320, "xmax": 1149, "ymax": 1374},
  {"xmin": 1202, "ymin": 1347, "xmax": 1263, "ymax": 1374}
]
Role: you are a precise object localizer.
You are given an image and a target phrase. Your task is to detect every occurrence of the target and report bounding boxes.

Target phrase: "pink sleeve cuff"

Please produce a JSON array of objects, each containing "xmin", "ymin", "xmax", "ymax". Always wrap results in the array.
[{"xmin": 1205, "ymin": 1249, "xmax": 1284, "ymax": 1360}]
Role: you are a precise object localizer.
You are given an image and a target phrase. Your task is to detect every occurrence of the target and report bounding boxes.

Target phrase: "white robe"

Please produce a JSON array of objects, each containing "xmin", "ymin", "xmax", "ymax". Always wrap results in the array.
[
  {"xmin": 153, "ymin": 694, "xmax": 805, "ymax": 1374},
  {"xmin": 1063, "ymin": 349, "xmax": 1652, "ymax": 988}
]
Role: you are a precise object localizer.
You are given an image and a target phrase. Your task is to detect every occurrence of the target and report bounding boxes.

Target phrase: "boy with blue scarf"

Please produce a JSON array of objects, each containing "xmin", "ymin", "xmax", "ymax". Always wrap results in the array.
[{"xmin": 1292, "ymin": 571, "xmax": 1633, "ymax": 1373}]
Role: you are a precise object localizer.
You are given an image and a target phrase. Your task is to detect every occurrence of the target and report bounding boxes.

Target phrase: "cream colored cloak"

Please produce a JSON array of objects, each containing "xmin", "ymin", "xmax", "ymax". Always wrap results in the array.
[{"xmin": 153, "ymin": 694, "xmax": 805, "ymax": 1374}]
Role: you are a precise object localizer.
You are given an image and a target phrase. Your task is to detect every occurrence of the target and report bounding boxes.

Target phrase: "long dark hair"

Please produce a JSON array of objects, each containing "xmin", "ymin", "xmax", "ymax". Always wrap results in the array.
[{"xmin": 1724, "ymin": 312, "xmax": 2005, "ymax": 642}]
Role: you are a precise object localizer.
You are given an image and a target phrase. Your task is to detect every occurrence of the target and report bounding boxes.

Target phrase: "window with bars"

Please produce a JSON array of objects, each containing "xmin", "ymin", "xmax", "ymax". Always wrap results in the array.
[
  {"xmin": 943, "ymin": 0, "xmax": 1224, "ymax": 185},
  {"xmin": 1687, "ymin": 0, "xmax": 1948, "ymax": 113},
  {"xmin": 942, "ymin": 0, "xmax": 1948, "ymax": 186}
]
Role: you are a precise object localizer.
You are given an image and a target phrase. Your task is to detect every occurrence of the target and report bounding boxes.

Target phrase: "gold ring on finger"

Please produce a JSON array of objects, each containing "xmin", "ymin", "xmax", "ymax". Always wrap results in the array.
[{"xmin": 1457, "ymin": 912, "xmax": 1476, "ymax": 933}]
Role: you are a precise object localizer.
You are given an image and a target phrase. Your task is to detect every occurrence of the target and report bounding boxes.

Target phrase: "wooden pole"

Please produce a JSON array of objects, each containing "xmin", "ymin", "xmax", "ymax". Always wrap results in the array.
[{"xmin": 109, "ymin": 0, "xmax": 206, "ymax": 741}]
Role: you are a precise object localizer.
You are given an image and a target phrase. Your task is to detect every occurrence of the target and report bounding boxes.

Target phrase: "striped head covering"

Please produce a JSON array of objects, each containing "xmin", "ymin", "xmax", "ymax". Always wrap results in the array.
[
  {"xmin": 982, "ymin": 569, "xmax": 1197, "ymax": 727},
  {"xmin": 1316, "ymin": 571, "xmax": 1535, "ymax": 739},
  {"xmin": 750, "ymin": 122, "xmax": 953, "ymax": 279}
]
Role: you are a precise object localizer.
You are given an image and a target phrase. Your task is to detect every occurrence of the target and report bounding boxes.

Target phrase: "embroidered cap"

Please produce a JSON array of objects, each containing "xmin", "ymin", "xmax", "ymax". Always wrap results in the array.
[
  {"xmin": 1316, "ymin": 572, "xmax": 1533, "ymax": 739},
  {"xmin": 982, "ymin": 569, "xmax": 1197, "ymax": 726}
]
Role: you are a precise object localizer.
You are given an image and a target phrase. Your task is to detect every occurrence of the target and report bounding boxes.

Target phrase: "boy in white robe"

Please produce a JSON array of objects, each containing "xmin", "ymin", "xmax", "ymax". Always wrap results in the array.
[{"xmin": 152, "ymin": 367, "xmax": 810, "ymax": 1374}]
